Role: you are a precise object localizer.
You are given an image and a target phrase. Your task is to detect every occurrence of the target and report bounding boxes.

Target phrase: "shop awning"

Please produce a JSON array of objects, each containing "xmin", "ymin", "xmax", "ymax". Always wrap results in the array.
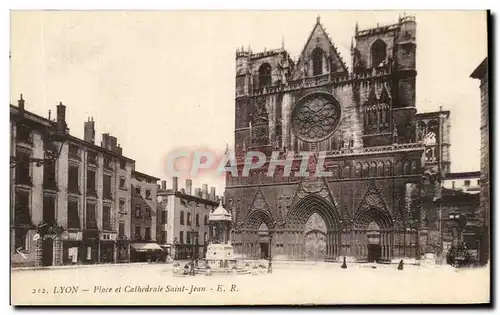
[{"xmin": 130, "ymin": 243, "xmax": 162, "ymax": 252}]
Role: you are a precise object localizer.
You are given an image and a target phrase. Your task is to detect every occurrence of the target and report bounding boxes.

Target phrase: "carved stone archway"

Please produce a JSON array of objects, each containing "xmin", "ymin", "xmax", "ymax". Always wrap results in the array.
[
  {"xmin": 285, "ymin": 194, "xmax": 341, "ymax": 261},
  {"xmin": 241, "ymin": 209, "xmax": 275, "ymax": 259},
  {"xmin": 353, "ymin": 206, "xmax": 393, "ymax": 262}
]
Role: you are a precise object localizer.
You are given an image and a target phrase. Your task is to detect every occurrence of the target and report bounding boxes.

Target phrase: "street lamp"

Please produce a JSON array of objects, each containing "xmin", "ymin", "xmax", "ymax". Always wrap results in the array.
[
  {"xmin": 268, "ymin": 221, "xmax": 277, "ymax": 274},
  {"xmin": 447, "ymin": 212, "xmax": 470, "ymax": 267},
  {"xmin": 448, "ymin": 212, "xmax": 467, "ymax": 246}
]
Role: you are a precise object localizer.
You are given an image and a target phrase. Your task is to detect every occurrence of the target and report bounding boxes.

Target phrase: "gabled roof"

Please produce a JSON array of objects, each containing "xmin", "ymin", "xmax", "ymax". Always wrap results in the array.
[
  {"xmin": 291, "ymin": 17, "xmax": 348, "ymax": 80},
  {"xmin": 470, "ymin": 57, "xmax": 488, "ymax": 79}
]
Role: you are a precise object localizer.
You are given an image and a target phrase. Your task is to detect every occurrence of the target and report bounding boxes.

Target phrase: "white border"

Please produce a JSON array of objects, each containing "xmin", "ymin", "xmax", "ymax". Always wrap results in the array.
[{"xmin": 1, "ymin": 1, "xmax": 497, "ymax": 314}]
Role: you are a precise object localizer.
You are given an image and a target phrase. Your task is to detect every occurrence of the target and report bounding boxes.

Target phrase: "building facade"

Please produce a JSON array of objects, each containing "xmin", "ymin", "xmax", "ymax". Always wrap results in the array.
[
  {"xmin": 10, "ymin": 97, "xmax": 155, "ymax": 267},
  {"xmin": 225, "ymin": 16, "xmax": 452, "ymax": 262},
  {"xmin": 470, "ymin": 57, "xmax": 489, "ymax": 264},
  {"xmin": 129, "ymin": 171, "xmax": 160, "ymax": 262},
  {"xmin": 157, "ymin": 178, "xmax": 219, "ymax": 260},
  {"xmin": 442, "ymin": 172, "xmax": 480, "ymax": 195}
]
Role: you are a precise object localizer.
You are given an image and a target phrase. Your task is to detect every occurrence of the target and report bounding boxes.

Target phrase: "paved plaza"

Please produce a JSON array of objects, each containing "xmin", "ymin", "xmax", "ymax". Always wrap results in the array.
[{"xmin": 12, "ymin": 262, "xmax": 490, "ymax": 305}]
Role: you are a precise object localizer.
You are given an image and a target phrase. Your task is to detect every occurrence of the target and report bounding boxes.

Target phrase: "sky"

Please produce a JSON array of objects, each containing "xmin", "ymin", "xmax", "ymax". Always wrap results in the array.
[{"xmin": 10, "ymin": 11, "xmax": 488, "ymax": 194}]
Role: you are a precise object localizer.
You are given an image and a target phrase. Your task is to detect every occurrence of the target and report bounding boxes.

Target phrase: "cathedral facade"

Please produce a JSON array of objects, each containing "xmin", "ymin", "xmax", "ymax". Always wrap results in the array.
[{"xmin": 225, "ymin": 16, "xmax": 450, "ymax": 262}]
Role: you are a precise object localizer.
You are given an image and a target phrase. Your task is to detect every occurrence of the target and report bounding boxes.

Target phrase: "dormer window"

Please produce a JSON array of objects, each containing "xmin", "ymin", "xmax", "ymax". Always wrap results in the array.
[
  {"xmin": 312, "ymin": 48, "xmax": 324, "ymax": 76},
  {"xmin": 371, "ymin": 39, "xmax": 387, "ymax": 68},
  {"xmin": 258, "ymin": 63, "xmax": 272, "ymax": 88}
]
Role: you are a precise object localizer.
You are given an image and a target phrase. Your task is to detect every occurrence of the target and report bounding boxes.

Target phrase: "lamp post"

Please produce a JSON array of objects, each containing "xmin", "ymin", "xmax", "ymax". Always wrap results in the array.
[
  {"xmin": 268, "ymin": 221, "xmax": 277, "ymax": 274},
  {"xmin": 448, "ymin": 212, "xmax": 466, "ymax": 246},
  {"xmin": 447, "ymin": 212, "xmax": 469, "ymax": 267}
]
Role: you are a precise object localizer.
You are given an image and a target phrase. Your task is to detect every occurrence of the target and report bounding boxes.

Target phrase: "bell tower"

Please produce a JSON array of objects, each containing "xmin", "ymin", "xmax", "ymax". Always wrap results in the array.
[
  {"xmin": 352, "ymin": 14, "xmax": 417, "ymax": 146},
  {"xmin": 392, "ymin": 15, "xmax": 417, "ymax": 144}
]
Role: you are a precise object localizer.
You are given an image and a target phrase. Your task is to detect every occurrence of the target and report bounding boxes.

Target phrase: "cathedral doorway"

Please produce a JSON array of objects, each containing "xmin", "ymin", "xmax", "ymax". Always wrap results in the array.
[
  {"xmin": 304, "ymin": 213, "xmax": 327, "ymax": 261},
  {"xmin": 259, "ymin": 242, "xmax": 269, "ymax": 259},
  {"xmin": 240, "ymin": 208, "xmax": 275, "ymax": 260},
  {"xmin": 285, "ymin": 194, "xmax": 341, "ymax": 261},
  {"xmin": 258, "ymin": 223, "xmax": 270, "ymax": 259},
  {"xmin": 366, "ymin": 222, "xmax": 382, "ymax": 262},
  {"xmin": 353, "ymin": 206, "xmax": 393, "ymax": 262}
]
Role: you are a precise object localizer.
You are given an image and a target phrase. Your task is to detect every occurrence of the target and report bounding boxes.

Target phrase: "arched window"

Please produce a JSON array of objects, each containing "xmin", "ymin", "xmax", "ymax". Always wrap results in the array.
[
  {"xmin": 377, "ymin": 161, "xmax": 384, "ymax": 177},
  {"xmin": 343, "ymin": 164, "xmax": 351, "ymax": 178},
  {"xmin": 258, "ymin": 63, "xmax": 272, "ymax": 88},
  {"xmin": 371, "ymin": 39, "xmax": 387, "ymax": 68},
  {"xmin": 362, "ymin": 162, "xmax": 369, "ymax": 177},
  {"xmin": 312, "ymin": 48, "xmax": 324, "ymax": 76},
  {"xmin": 355, "ymin": 163, "xmax": 362, "ymax": 178},
  {"xmin": 384, "ymin": 161, "xmax": 392, "ymax": 176},
  {"xmin": 370, "ymin": 162, "xmax": 377, "ymax": 177}
]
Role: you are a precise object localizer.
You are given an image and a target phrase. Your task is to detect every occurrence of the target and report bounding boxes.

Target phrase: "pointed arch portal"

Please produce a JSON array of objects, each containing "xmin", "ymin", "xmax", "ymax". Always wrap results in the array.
[
  {"xmin": 285, "ymin": 194, "xmax": 342, "ymax": 261},
  {"xmin": 241, "ymin": 210, "xmax": 275, "ymax": 259},
  {"xmin": 237, "ymin": 190, "xmax": 416, "ymax": 262},
  {"xmin": 353, "ymin": 206, "xmax": 393, "ymax": 262}
]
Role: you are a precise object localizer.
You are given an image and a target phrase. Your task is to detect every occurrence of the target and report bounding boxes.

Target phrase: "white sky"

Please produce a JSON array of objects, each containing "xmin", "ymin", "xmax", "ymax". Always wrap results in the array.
[{"xmin": 10, "ymin": 11, "xmax": 488, "ymax": 194}]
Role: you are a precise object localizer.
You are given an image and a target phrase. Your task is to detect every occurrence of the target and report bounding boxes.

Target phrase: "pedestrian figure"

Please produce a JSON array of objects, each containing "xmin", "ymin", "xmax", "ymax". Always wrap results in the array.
[
  {"xmin": 398, "ymin": 259, "xmax": 404, "ymax": 270},
  {"xmin": 189, "ymin": 261, "xmax": 196, "ymax": 276},
  {"xmin": 341, "ymin": 256, "xmax": 347, "ymax": 269}
]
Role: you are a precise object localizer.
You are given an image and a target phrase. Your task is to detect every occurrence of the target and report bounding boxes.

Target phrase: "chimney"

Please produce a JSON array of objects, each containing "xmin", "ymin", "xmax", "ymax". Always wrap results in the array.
[
  {"xmin": 116, "ymin": 144, "xmax": 123, "ymax": 155},
  {"xmin": 101, "ymin": 133, "xmax": 110, "ymax": 149},
  {"xmin": 202, "ymin": 184, "xmax": 208, "ymax": 199},
  {"xmin": 210, "ymin": 187, "xmax": 216, "ymax": 201},
  {"xmin": 56, "ymin": 102, "xmax": 67, "ymax": 129},
  {"xmin": 18, "ymin": 94, "xmax": 25, "ymax": 111},
  {"xmin": 185, "ymin": 179, "xmax": 192, "ymax": 195},
  {"xmin": 172, "ymin": 177, "xmax": 178, "ymax": 192},
  {"xmin": 109, "ymin": 136, "xmax": 118, "ymax": 151},
  {"xmin": 195, "ymin": 188, "xmax": 202, "ymax": 198},
  {"xmin": 161, "ymin": 180, "xmax": 167, "ymax": 190},
  {"xmin": 84, "ymin": 117, "xmax": 95, "ymax": 144}
]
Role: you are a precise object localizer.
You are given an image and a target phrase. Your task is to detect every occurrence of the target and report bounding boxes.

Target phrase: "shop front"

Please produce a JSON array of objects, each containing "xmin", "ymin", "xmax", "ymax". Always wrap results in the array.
[
  {"xmin": 130, "ymin": 242, "xmax": 162, "ymax": 262},
  {"xmin": 82, "ymin": 230, "xmax": 99, "ymax": 264},
  {"xmin": 61, "ymin": 230, "xmax": 84, "ymax": 265},
  {"xmin": 116, "ymin": 238, "xmax": 130, "ymax": 263},
  {"xmin": 99, "ymin": 241, "xmax": 115, "ymax": 263},
  {"xmin": 99, "ymin": 232, "xmax": 117, "ymax": 264}
]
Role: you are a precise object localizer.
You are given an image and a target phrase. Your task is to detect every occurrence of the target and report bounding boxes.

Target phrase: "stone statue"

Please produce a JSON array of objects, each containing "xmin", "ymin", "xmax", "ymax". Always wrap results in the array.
[{"xmin": 393, "ymin": 123, "xmax": 399, "ymax": 144}]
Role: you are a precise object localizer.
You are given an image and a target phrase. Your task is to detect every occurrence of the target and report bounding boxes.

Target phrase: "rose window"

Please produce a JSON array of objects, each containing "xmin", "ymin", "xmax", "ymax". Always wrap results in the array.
[{"xmin": 291, "ymin": 92, "xmax": 341, "ymax": 142}]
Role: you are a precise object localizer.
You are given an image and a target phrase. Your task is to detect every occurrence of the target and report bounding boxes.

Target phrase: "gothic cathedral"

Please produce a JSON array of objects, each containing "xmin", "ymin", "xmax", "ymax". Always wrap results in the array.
[{"xmin": 225, "ymin": 15, "xmax": 451, "ymax": 262}]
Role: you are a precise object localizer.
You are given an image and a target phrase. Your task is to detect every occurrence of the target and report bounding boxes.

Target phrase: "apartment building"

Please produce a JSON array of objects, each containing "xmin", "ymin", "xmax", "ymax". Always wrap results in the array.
[
  {"xmin": 10, "ymin": 96, "xmax": 155, "ymax": 267},
  {"xmin": 157, "ymin": 177, "xmax": 219, "ymax": 260},
  {"xmin": 130, "ymin": 171, "xmax": 160, "ymax": 262}
]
